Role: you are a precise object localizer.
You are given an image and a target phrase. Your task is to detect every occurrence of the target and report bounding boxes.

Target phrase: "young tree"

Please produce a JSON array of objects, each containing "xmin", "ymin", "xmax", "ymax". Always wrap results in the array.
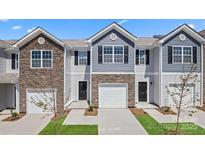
[
  {"xmin": 27, "ymin": 69, "xmax": 70, "ymax": 117},
  {"xmin": 166, "ymin": 64, "xmax": 200, "ymax": 134}
]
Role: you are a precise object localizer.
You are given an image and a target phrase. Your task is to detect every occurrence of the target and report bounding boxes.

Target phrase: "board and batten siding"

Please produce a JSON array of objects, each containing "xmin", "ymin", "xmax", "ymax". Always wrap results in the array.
[
  {"xmin": 92, "ymin": 29, "xmax": 135, "ymax": 72},
  {"xmin": 162, "ymin": 31, "xmax": 201, "ymax": 72}
]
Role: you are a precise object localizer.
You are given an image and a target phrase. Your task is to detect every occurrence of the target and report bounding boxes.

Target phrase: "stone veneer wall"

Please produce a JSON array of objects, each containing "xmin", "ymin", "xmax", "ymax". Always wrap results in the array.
[
  {"xmin": 19, "ymin": 33, "xmax": 64, "ymax": 113},
  {"xmin": 91, "ymin": 74, "xmax": 135, "ymax": 107}
]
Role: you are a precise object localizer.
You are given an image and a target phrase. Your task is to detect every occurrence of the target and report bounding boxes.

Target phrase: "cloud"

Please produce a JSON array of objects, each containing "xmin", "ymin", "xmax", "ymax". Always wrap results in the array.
[
  {"xmin": 27, "ymin": 27, "xmax": 36, "ymax": 33},
  {"xmin": 188, "ymin": 24, "xmax": 195, "ymax": 29},
  {"xmin": 117, "ymin": 19, "xmax": 128, "ymax": 25},
  {"xmin": 11, "ymin": 25, "xmax": 22, "ymax": 30},
  {"xmin": 0, "ymin": 19, "xmax": 9, "ymax": 22}
]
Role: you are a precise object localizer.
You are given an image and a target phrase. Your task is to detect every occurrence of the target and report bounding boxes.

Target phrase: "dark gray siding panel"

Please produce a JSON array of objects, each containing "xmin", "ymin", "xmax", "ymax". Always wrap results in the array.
[
  {"xmin": 162, "ymin": 31, "xmax": 201, "ymax": 72},
  {"xmin": 92, "ymin": 30, "xmax": 135, "ymax": 72}
]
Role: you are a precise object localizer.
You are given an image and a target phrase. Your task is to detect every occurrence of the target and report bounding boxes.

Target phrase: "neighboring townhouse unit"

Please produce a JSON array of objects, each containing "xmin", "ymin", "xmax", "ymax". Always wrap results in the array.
[{"xmin": 0, "ymin": 22, "xmax": 204, "ymax": 114}]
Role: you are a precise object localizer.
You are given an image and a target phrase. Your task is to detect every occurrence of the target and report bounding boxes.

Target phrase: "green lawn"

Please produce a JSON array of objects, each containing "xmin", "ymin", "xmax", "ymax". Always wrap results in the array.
[
  {"xmin": 39, "ymin": 115, "xmax": 98, "ymax": 135},
  {"xmin": 136, "ymin": 114, "xmax": 205, "ymax": 135}
]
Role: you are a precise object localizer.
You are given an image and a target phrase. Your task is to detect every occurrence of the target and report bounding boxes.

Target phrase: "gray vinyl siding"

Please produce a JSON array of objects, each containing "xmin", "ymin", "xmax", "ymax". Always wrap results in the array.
[
  {"xmin": 92, "ymin": 30, "xmax": 135, "ymax": 72},
  {"xmin": 0, "ymin": 84, "xmax": 16, "ymax": 111},
  {"xmin": 0, "ymin": 50, "xmax": 6, "ymax": 74},
  {"xmin": 162, "ymin": 31, "xmax": 201, "ymax": 72}
]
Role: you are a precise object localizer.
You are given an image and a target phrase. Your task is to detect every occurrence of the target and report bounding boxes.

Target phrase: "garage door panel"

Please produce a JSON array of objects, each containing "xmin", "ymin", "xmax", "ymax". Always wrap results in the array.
[
  {"xmin": 27, "ymin": 90, "xmax": 55, "ymax": 113},
  {"xmin": 99, "ymin": 84, "xmax": 127, "ymax": 108}
]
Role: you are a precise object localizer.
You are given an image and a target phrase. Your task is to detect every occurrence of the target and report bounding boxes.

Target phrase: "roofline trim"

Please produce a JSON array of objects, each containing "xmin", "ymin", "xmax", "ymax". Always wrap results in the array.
[
  {"xmin": 87, "ymin": 22, "xmax": 138, "ymax": 42},
  {"xmin": 12, "ymin": 27, "xmax": 64, "ymax": 48}
]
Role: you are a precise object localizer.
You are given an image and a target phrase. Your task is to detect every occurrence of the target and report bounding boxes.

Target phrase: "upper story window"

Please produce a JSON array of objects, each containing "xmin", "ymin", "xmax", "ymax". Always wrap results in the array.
[
  {"xmin": 139, "ymin": 49, "xmax": 145, "ymax": 65},
  {"xmin": 78, "ymin": 51, "xmax": 87, "ymax": 65},
  {"xmin": 11, "ymin": 53, "xmax": 18, "ymax": 70},
  {"xmin": 103, "ymin": 45, "xmax": 124, "ymax": 63},
  {"xmin": 31, "ymin": 50, "xmax": 53, "ymax": 68},
  {"xmin": 172, "ymin": 46, "xmax": 192, "ymax": 64}
]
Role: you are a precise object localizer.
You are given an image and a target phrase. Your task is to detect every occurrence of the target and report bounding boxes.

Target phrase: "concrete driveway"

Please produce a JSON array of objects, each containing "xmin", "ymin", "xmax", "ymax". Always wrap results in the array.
[
  {"xmin": 0, "ymin": 114, "xmax": 53, "ymax": 135},
  {"xmin": 98, "ymin": 109, "xmax": 147, "ymax": 135}
]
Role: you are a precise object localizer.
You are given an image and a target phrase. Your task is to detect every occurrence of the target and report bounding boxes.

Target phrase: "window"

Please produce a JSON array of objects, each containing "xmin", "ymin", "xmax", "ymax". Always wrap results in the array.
[
  {"xmin": 173, "ymin": 47, "xmax": 182, "ymax": 63},
  {"xmin": 172, "ymin": 46, "xmax": 192, "ymax": 64},
  {"xmin": 183, "ymin": 47, "xmax": 192, "ymax": 63},
  {"xmin": 78, "ymin": 51, "xmax": 87, "ymax": 65},
  {"xmin": 11, "ymin": 53, "xmax": 18, "ymax": 70},
  {"xmin": 139, "ymin": 49, "xmax": 145, "ymax": 65},
  {"xmin": 31, "ymin": 50, "xmax": 52, "ymax": 68},
  {"xmin": 42, "ymin": 51, "xmax": 52, "ymax": 67},
  {"xmin": 103, "ymin": 46, "xmax": 113, "ymax": 63},
  {"xmin": 114, "ymin": 46, "xmax": 123, "ymax": 63},
  {"xmin": 103, "ymin": 45, "xmax": 124, "ymax": 63}
]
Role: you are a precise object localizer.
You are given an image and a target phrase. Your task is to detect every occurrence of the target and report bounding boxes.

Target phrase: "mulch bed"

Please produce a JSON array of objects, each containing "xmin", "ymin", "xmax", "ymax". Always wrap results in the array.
[
  {"xmin": 51, "ymin": 109, "xmax": 71, "ymax": 121},
  {"xmin": 156, "ymin": 108, "xmax": 176, "ymax": 115},
  {"xmin": 129, "ymin": 108, "xmax": 147, "ymax": 116},
  {"xmin": 84, "ymin": 108, "xmax": 98, "ymax": 116},
  {"xmin": 2, "ymin": 113, "xmax": 25, "ymax": 121},
  {"xmin": 196, "ymin": 106, "xmax": 205, "ymax": 112}
]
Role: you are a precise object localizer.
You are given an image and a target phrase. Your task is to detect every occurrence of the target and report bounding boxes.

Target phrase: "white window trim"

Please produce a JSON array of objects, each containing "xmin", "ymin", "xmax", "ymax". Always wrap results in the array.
[
  {"xmin": 78, "ymin": 51, "xmax": 88, "ymax": 65},
  {"xmin": 30, "ymin": 50, "xmax": 53, "ymax": 69},
  {"xmin": 102, "ymin": 45, "xmax": 124, "ymax": 64},
  {"xmin": 172, "ymin": 46, "xmax": 193, "ymax": 64},
  {"xmin": 139, "ymin": 49, "xmax": 146, "ymax": 65}
]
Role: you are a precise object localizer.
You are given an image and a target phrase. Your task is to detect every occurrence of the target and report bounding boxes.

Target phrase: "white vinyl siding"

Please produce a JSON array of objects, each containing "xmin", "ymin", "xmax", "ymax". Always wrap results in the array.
[
  {"xmin": 31, "ymin": 50, "xmax": 53, "ymax": 68},
  {"xmin": 172, "ymin": 46, "xmax": 192, "ymax": 64}
]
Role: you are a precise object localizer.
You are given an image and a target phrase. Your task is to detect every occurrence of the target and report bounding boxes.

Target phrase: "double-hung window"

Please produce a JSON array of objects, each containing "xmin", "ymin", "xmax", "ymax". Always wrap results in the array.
[
  {"xmin": 139, "ymin": 49, "xmax": 145, "ymax": 65},
  {"xmin": 103, "ymin": 46, "xmax": 113, "ymax": 63},
  {"xmin": 103, "ymin": 45, "xmax": 124, "ymax": 63},
  {"xmin": 114, "ymin": 46, "xmax": 123, "ymax": 63},
  {"xmin": 31, "ymin": 50, "xmax": 52, "ymax": 68},
  {"xmin": 173, "ymin": 46, "xmax": 192, "ymax": 64},
  {"xmin": 78, "ymin": 51, "xmax": 87, "ymax": 65}
]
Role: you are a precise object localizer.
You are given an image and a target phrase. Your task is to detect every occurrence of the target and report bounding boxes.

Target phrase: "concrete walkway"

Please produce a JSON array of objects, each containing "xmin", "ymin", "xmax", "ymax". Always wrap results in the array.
[
  {"xmin": 63, "ymin": 109, "xmax": 97, "ymax": 125},
  {"xmin": 144, "ymin": 107, "xmax": 205, "ymax": 128},
  {"xmin": 64, "ymin": 109, "xmax": 147, "ymax": 135},
  {"xmin": 0, "ymin": 114, "xmax": 53, "ymax": 135},
  {"xmin": 98, "ymin": 109, "xmax": 147, "ymax": 135}
]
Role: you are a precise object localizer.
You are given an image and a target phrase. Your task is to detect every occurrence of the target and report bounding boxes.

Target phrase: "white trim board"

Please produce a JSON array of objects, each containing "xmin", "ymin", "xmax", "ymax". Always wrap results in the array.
[
  {"xmin": 13, "ymin": 27, "xmax": 64, "ymax": 48},
  {"xmin": 158, "ymin": 24, "xmax": 205, "ymax": 44},
  {"xmin": 87, "ymin": 23, "xmax": 138, "ymax": 43}
]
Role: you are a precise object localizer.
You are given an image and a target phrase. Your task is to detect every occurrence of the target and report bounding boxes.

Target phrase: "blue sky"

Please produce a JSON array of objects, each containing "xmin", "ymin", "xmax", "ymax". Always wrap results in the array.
[{"xmin": 0, "ymin": 19, "xmax": 205, "ymax": 40}]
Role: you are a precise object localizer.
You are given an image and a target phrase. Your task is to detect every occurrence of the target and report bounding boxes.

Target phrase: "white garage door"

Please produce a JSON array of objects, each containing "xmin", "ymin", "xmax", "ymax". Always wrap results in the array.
[
  {"xmin": 99, "ymin": 83, "xmax": 127, "ymax": 108},
  {"xmin": 27, "ymin": 89, "xmax": 56, "ymax": 113},
  {"xmin": 168, "ymin": 84, "xmax": 194, "ymax": 107}
]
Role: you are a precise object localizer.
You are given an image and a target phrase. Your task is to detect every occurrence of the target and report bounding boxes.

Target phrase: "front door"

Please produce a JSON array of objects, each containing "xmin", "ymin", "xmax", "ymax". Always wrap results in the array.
[
  {"xmin": 79, "ymin": 81, "xmax": 87, "ymax": 100},
  {"xmin": 138, "ymin": 82, "xmax": 147, "ymax": 102}
]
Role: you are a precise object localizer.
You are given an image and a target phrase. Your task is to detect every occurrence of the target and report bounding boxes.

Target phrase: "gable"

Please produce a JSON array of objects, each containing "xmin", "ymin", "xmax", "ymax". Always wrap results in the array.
[
  {"xmin": 162, "ymin": 30, "xmax": 201, "ymax": 47},
  {"xmin": 92, "ymin": 29, "xmax": 135, "ymax": 47},
  {"xmin": 13, "ymin": 27, "xmax": 64, "ymax": 48}
]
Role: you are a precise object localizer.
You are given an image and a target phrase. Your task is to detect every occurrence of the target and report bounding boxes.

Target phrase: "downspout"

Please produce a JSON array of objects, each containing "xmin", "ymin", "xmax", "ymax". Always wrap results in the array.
[{"xmin": 201, "ymin": 43, "xmax": 204, "ymax": 106}]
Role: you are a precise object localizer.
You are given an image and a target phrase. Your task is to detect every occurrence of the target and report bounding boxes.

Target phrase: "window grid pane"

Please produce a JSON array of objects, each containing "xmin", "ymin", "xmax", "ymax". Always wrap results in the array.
[
  {"xmin": 79, "ymin": 51, "xmax": 87, "ymax": 65},
  {"xmin": 31, "ymin": 50, "xmax": 52, "ymax": 68},
  {"xmin": 173, "ymin": 47, "xmax": 182, "ymax": 63},
  {"xmin": 114, "ymin": 46, "xmax": 123, "ymax": 63},
  {"xmin": 104, "ymin": 46, "xmax": 113, "ymax": 63},
  {"xmin": 183, "ymin": 47, "xmax": 192, "ymax": 63},
  {"xmin": 139, "ymin": 50, "xmax": 145, "ymax": 64}
]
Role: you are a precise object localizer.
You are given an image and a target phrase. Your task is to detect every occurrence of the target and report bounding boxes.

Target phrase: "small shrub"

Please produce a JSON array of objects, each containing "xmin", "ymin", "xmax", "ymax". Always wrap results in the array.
[
  {"xmin": 160, "ymin": 106, "xmax": 171, "ymax": 112},
  {"xmin": 11, "ymin": 112, "xmax": 19, "ymax": 117},
  {"xmin": 88, "ymin": 105, "xmax": 93, "ymax": 112}
]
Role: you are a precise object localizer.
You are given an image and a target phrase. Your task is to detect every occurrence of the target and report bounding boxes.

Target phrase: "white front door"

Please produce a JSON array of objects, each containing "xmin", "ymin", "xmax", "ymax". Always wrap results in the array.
[{"xmin": 99, "ymin": 83, "xmax": 127, "ymax": 108}]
